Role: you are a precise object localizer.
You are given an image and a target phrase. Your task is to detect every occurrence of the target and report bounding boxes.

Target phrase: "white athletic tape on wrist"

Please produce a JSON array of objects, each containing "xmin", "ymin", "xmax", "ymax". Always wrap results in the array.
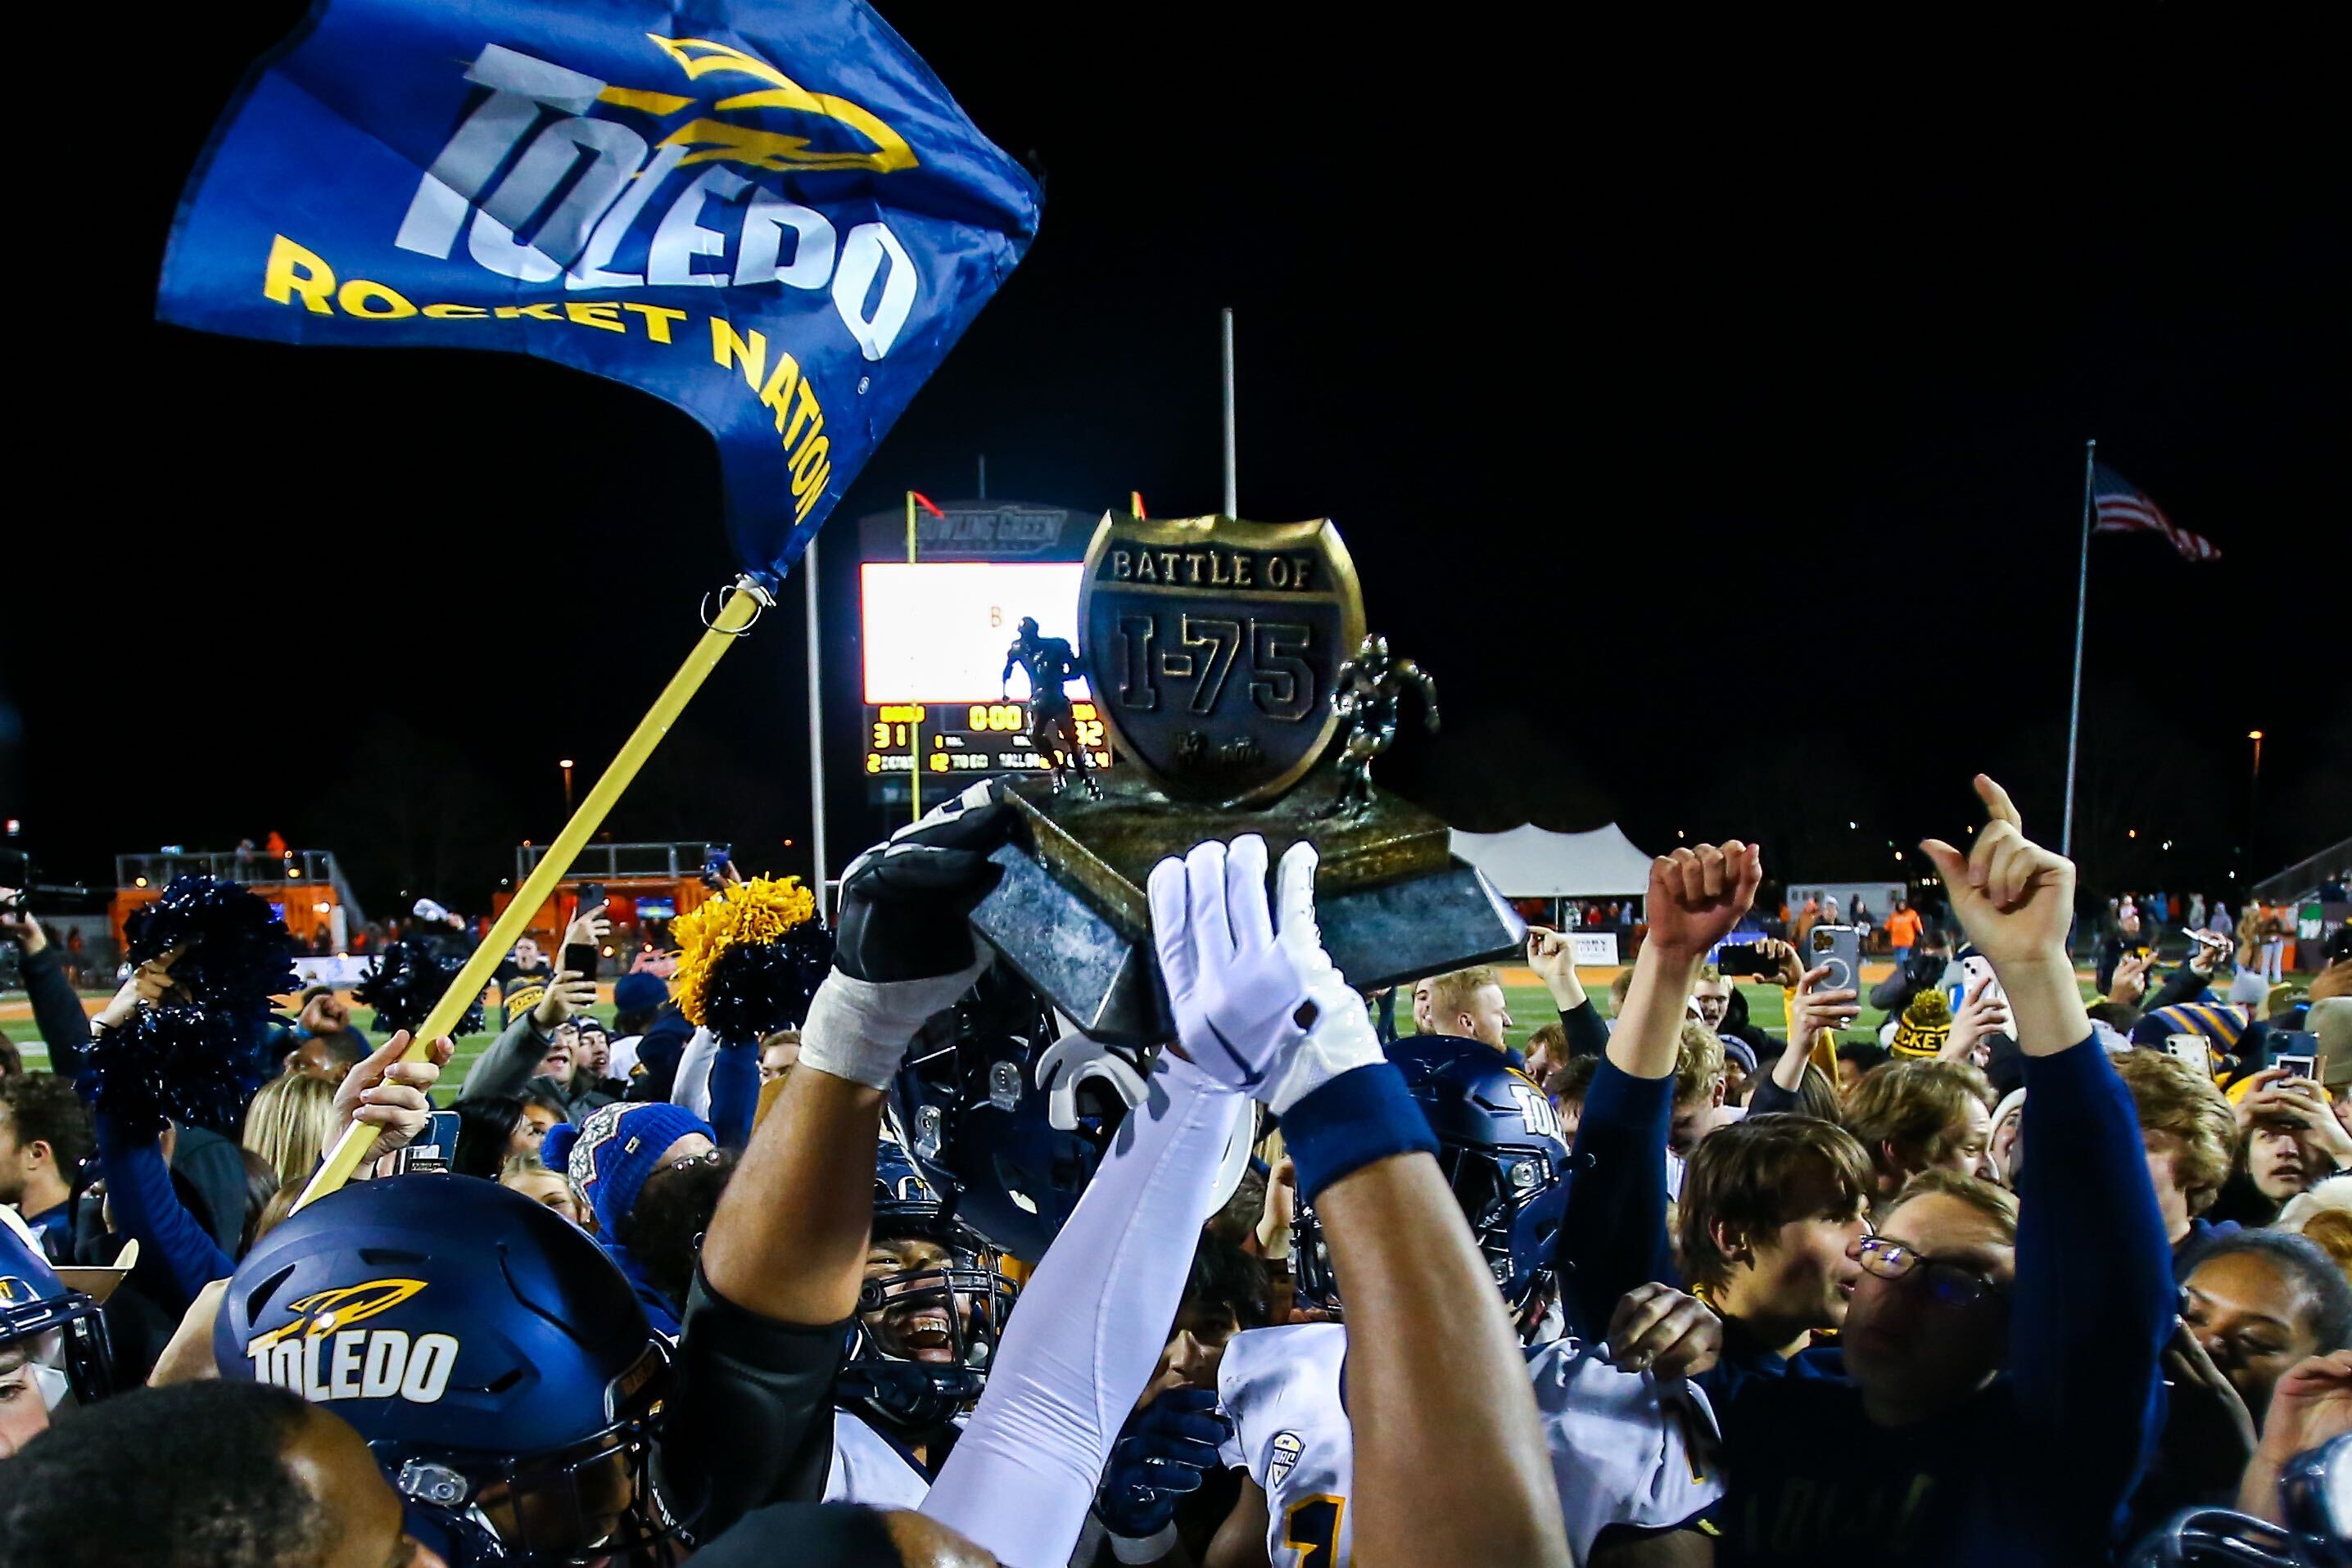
[
  {"xmin": 798, "ymin": 956, "xmax": 990, "ymax": 1091},
  {"xmin": 1110, "ymin": 1523, "xmax": 1180, "ymax": 1563}
]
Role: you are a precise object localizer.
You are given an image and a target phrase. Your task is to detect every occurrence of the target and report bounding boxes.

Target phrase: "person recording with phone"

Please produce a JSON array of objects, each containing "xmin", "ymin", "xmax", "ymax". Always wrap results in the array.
[
  {"xmin": 2204, "ymin": 1064, "xmax": 2352, "ymax": 1228},
  {"xmin": 460, "ymin": 902, "xmax": 613, "ymax": 1118}
]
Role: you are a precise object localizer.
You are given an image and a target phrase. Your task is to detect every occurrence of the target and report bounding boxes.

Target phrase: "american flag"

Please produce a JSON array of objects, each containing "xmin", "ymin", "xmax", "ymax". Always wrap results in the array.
[{"xmin": 2092, "ymin": 463, "xmax": 2220, "ymax": 563}]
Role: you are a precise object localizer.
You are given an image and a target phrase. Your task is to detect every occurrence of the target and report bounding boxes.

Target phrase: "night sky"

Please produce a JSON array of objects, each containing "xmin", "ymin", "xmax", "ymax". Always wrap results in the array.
[{"xmin": 3, "ymin": 5, "xmax": 2345, "ymax": 916}]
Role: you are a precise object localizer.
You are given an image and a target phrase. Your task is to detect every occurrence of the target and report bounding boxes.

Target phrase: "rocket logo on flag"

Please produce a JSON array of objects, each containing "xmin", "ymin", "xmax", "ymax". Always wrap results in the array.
[
  {"xmin": 2092, "ymin": 465, "xmax": 2220, "ymax": 563},
  {"xmin": 157, "ymin": 1, "xmax": 1040, "ymax": 576}
]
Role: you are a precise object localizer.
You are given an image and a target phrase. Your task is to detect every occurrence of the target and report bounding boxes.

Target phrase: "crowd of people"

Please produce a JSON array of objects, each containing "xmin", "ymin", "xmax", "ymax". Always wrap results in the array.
[{"xmin": 2, "ymin": 773, "xmax": 2349, "ymax": 1566}]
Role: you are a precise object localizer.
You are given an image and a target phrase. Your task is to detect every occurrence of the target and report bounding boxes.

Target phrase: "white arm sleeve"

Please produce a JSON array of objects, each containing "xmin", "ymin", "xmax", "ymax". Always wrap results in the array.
[
  {"xmin": 919, "ymin": 1053, "xmax": 1248, "ymax": 1567},
  {"xmin": 671, "ymin": 1026, "xmax": 717, "ymax": 1116}
]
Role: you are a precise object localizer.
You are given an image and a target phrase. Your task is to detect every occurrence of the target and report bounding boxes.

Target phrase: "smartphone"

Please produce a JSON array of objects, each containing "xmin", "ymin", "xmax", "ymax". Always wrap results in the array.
[
  {"xmin": 575, "ymin": 881, "xmax": 608, "ymax": 916},
  {"xmin": 2166, "ymin": 1033, "xmax": 2215, "ymax": 1079},
  {"xmin": 1717, "ymin": 943, "xmax": 1773, "ymax": 978},
  {"xmin": 701, "ymin": 844, "xmax": 732, "ymax": 888},
  {"xmin": 1956, "ymin": 951, "xmax": 2007, "ymax": 1010},
  {"xmin": 2273, "ymin": 1037, "xmax": 2322, "ymax": 1082},
  {"xmin": 563, "ymin": 942, "xmax": 600, "ymax": 981},
  {"xmin": 390, "ymin": 1109, "xmax": 459, "ymax": 1175},
  {"xmin": 1807, "ymin": 924, "xmax": 1861, "ymax": 996}
]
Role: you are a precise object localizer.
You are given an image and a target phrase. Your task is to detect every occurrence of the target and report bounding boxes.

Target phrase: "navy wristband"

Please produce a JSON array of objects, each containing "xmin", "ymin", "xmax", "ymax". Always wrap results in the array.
[{"xmin": 1282, "ymin": 1062, "xmax": 1438, "ymax": 1204}]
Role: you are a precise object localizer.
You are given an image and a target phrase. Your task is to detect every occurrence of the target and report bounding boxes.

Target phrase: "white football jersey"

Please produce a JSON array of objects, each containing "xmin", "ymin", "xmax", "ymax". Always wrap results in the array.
[
  {"xmin": 1218, "ymin": 1323, "xmax": 1355, "ymax": 1568},
  {"xmin": 824, "ymin": 1408, "xmax": 932, "ymax": 1509},
  {"xmin": 1218, "ymin": 1324, "xmax": 1722, "ymax": 1566},
  {"xmin": 1526, "ymin": 1338, "xmax": 1722, "ymax": 1557}
]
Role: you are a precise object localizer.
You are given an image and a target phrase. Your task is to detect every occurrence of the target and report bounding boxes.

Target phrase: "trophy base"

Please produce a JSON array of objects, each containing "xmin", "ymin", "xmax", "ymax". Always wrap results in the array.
[{"xmin": 969, "ymin": 767, "xmax": 1527, "ymax": 1046}]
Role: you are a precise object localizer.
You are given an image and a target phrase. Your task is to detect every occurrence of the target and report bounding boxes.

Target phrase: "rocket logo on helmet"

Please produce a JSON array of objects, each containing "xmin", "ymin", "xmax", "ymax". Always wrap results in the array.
[
  {"xmin": 242, "ymin": 1279, "xmax": 462, "ymax": 1405},
  {"xmin": 219, "ymin": 1177, "xmax": 686, "ymax": 1567}
]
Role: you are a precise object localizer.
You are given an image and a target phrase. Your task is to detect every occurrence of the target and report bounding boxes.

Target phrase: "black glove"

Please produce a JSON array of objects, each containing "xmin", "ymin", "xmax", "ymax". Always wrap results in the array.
[{"xmin": 832, "ymin": 779, "xmax": 1018, "ymax": 983}]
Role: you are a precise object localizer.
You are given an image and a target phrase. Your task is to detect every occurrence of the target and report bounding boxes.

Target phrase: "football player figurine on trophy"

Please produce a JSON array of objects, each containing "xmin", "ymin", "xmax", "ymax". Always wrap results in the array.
[
  {"xmin": 1002, "ymin": 615, "xmax": 1102, "ymax": 799},
  {"xmin": 1331, "ymin": 634, "xmax": 1439, "ymax": 817}
]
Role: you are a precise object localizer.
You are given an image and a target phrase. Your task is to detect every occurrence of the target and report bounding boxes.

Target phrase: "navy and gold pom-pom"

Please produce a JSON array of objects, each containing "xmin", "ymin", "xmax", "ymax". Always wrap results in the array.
[
  {"xmin": 355, "ymin": 937, "xmax": 485, "ymax": 1038},
  {"xmin": 700, "ymin": 918, "xmax": 834, "ymax": 1045},
  {"xmin": 672, "ymin": 876, "xmax": 832, "ymax": 1044}
]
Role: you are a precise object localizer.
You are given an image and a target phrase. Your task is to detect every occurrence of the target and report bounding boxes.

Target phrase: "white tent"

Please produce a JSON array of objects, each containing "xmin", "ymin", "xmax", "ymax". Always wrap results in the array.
[{"xmin": 1449, "ymin": 824, "xmax": 1656, "ymax": 898}]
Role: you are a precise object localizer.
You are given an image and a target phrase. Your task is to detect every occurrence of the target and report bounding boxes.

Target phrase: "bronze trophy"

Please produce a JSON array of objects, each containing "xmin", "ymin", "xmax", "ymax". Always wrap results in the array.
[{"xmin": 970, "ymin": 511, "xmax": 1525, "ymax": 1046}]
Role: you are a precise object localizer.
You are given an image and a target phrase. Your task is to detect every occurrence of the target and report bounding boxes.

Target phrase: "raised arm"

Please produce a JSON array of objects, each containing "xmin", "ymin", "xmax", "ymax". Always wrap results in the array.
[
  {"xmin": 1153, "ymin": 834, "xmax": 1568, "ymax": 1568},
  {"xmin": 1756, "ymin": 960, "xmax": 1857, "ymax": 1109},
  {"xmin": 1524, "ymin": 927, "xmax": 1610, "ymax": 1060},
  {"xmin": 666, "ymin": 784, "xmax": 1011, "ymax": 1536},
  {"xmin": 1, "ymin": 902, "xmax": 97, "ymax": 1078},
  {"xmin": 1922, "ymin": 775, "xmax": 2173, "ymax": 1551},
  {"xmin": 1557, "ymin": 843, "xmax": 1760, "ymax": 1334}
]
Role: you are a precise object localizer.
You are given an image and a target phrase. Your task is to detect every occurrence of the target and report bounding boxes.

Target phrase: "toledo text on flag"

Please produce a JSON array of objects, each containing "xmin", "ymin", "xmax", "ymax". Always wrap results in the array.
[{"xmin": 158, "ymin": 0, "xmax": 1040, "ymax": 575}]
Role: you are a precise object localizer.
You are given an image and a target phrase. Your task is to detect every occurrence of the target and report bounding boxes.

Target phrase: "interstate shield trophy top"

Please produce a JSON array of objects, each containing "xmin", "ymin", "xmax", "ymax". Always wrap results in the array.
[{"xmin": 970, "ymin": 512, "xmax": 1527, "ymax": 1045}]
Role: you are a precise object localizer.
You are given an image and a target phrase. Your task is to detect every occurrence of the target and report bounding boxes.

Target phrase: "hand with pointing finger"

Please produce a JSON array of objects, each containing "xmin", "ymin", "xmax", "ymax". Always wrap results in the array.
[
  {"xmin": 1917, "ymin": 775, "xmax": 2087, "ymax": 1057},
  {"xmin": 1918, "ymin": 776, "xmax": 2075, "ymax": 974}
]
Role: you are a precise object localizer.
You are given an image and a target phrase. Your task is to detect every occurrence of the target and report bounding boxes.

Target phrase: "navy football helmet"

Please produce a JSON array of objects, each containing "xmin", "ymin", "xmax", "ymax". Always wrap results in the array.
[
  {"xmin": 2128, "ymin": 1432, "xmax": 2350, "ymax": 1566},
  {"xmin": 217, "ymin": 1175, "xmax": 678, "ymax": 1566},
  {"xmin": 0, "ymin": 1212, "xmax": 113, "ymax": 1433},
  {"xmin": 1293, "ymin": 1035, "xmax": 1569, "ymax": 1320},
  {"xmin": 836, "ymin": 1141, "xmax": 1017, "ymax": 1432},
  {"xmin": 889, "ymin": 958, "xmax": 1152, "ymax": 1262}
]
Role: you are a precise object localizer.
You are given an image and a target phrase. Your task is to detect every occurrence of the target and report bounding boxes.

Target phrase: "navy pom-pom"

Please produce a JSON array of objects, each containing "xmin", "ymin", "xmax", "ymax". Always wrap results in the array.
[
  {"xmin": 701, "ymin": 920, "xmax": 834, "ymax": 1045},
  {"xmin": 124, "ymin": 875, "xmax": 299, "ymax": 1019},
  {"xmin": 355, "ymin": 937, "xmax": 484, "ymax": 1038},
  {"xmin": 83, "ymin": 875, "xmax": 297, "ymax": 1135},
  {"xmin": 79, "ymin": 1002, "xmax": 278, "ymax": 1137}
]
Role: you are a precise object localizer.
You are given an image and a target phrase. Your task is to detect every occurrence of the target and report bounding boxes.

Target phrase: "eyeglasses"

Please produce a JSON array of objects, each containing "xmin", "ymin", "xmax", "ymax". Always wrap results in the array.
[
  {"xmin": 667, "ymin": 1150, "xmax": 726, "ymax": 1174},
  {"xmin": 1848, "ymin": 1235, "xmax": 2006, "ymax": 1310}
]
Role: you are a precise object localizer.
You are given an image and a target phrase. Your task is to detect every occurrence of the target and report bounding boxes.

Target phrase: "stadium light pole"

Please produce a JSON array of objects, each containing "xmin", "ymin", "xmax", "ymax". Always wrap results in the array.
[
  {"xmin": 559, "ymin": 758, "xmax": 574, "ymax": 811},
  {"xmin": 806, "ymin": 535, "xmax": 830, "ymax": 918}
]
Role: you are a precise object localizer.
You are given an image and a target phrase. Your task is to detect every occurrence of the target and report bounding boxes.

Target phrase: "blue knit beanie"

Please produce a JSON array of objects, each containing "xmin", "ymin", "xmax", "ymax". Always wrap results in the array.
[
  {"xmin": 543, "ymin": 1100, "xmax": 714, "ymax": 1236},
  {"xmin": 613, "ymin": 972, "xmax": 668, "ymax": 1016}
]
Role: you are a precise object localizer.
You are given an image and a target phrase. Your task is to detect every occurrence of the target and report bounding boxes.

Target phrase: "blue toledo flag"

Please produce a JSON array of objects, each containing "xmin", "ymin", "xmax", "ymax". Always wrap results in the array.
[{"xmin": 160, "ymin": 0, "xmax": 1038, "ymax": 576}]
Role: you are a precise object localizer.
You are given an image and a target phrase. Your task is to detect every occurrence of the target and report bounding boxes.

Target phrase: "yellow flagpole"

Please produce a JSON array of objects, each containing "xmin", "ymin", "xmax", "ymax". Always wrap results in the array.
[
  {"xmin": 295, "ymin": 574, "xmax": 774, "ymax": 1209},
  {"xmin": 907, "ymin": 490, "xmax": 921, "ymax": 822}
]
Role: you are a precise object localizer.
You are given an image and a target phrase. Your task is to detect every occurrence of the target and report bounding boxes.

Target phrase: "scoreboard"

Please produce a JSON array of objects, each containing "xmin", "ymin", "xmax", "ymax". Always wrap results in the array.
[
  {"xmin": 854, "ymin": 500, "xmax": 1115, "ymax": 802},
  {"xmin": 864, "ymin": 699, "xmax": 1111, "ymax": 781}
]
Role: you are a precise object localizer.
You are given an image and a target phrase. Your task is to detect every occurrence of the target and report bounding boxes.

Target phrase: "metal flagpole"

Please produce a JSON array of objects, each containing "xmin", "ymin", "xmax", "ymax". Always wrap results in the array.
[
  {"xmin": 804, "ymin": 534, "xmax": 830, "ymax": 920},
  {"xmin": 1221, "ymin": 308, "xmax": 1237, "ymax": 516},
  {"xmin": 2060, "ymin": 440, "xmax": 2096, "ymax": 860},
  {"xmin": 298, "ymin": 575, "xmax": 772, "ymax": 1209},
  {"xmin": 907, "ymin": 490, "xmax": 921, "ymax": 821}
]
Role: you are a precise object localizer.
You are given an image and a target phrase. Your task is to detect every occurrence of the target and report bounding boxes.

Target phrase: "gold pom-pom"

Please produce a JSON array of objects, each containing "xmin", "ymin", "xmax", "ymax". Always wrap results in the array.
[{"xmin": 672, "ymin": 876, "xmax": 818, "ymax": 1027}]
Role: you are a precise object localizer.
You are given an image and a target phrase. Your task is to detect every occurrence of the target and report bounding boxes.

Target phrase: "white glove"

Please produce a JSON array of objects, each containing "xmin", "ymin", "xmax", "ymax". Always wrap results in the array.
[{"xmin": 1147, "ymin": 835, "xmax": 1382, "ymax": 1114}]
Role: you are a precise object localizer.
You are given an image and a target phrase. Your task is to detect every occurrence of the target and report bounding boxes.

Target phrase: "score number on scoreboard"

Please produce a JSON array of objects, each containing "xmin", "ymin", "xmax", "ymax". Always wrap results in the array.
[{"xmin": 864, "ymin": 701, "xmax": 1112, "ymax": 778}]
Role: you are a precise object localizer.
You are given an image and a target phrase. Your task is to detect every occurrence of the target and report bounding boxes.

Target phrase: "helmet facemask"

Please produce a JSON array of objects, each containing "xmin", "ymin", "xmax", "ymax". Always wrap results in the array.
[
  {"xmin": 1292, "ymin": 1135, "xmax": 1564, "ymax": 1323},
  {"xmin": 840, "ymin": 1226, "xmax": 1018, "ymax": 1431},
  {"xmin": 0, "ymin": 1286, "xmax": 113, "ymax": 1412},
  {"xmin": 385, "ymin": 1341, "xmax": 685, "ymax": 1567}
]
